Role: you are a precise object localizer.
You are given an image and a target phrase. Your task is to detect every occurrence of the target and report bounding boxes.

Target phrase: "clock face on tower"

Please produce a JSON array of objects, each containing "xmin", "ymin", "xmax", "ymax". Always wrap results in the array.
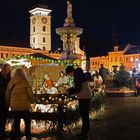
[
  {"xmin": 32, "ymin": 18, "xmax": 36, "ymax": 24},
  {"xmin": 42, "ymin": 17, "xmax": 47, "ymax": 24}
]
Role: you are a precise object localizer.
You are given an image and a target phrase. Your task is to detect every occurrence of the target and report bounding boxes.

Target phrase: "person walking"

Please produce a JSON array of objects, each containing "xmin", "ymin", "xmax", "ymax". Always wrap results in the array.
[
  {"xmin": 65, "ymin": 66, "xmax": 92, "ymax": 140},
  {"xmin": 0, "ymin": 63, "xmax": 12, "ymax": 137},
  {"xmin": 5, "ymin": 68, "xmax": 34, "ymax": 140}
]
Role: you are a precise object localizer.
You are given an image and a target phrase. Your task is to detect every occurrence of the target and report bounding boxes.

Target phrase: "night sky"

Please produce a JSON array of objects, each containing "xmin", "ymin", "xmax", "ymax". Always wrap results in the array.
[{"xmin": 0, "ymin": 0, "xmax": 140, "ymax": 57}]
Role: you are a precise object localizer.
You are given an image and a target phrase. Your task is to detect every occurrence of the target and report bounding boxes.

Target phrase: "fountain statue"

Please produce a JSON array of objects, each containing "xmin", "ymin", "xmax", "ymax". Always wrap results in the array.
[
  {"xmin": 56, "ymin": 0, "xmax": 83, "ymax": 60},
  {"xmin": 64, "ymin": 0, "xmax": 75, "ymax": 27}
]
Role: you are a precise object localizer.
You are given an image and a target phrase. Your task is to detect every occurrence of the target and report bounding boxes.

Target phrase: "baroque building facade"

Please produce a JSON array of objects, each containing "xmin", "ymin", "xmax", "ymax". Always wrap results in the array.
[{"xmin": 90, "ymin": 44, "xmax": 140, "ymax": 72}]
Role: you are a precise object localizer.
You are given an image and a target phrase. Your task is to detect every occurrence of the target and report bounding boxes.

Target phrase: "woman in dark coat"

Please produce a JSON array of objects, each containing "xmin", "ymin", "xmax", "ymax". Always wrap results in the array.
[
  {"xmin": 66, "ymin": 66, "xmax": 92, "ymax": 140},
  {"xmin": 0, "ymin": 63, "xmax": 11, "ymax": 136}
]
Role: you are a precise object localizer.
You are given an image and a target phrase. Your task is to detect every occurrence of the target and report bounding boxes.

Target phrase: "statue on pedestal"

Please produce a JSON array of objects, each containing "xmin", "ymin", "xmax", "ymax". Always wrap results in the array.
[
  {"xmin": 67, "ymin": 1, "xmax": 72, "ymax": 19},
  {"xmin": 60, "ymin": 33, "xmax": 76, "ymax": 59},
  {"xmin": 64, "ymin": 0, "xmax": 75, "ymax": 26}
]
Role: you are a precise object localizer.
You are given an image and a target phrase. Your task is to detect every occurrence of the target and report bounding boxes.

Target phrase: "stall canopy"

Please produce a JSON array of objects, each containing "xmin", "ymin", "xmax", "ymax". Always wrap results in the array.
[{"xmin": 29, "ymin": 53, "xmax": 57, "ymax": 61}]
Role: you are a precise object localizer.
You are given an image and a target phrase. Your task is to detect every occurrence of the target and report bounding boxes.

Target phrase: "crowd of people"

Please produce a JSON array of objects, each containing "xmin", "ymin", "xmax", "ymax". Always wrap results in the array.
[
  {"xmin": 0, "ymin": 63, "xmax": 105, "ymax": 140},
  {"xmin": 1, "ymin": 62, "xmax": 140, "ymax": 140},
  {"xmin": 89, "ymin": 64, "xmax": 140, "ymax": 96}
]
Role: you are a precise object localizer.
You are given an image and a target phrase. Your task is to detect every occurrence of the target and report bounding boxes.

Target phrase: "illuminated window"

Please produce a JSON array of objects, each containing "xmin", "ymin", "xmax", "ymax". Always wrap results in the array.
[
  {"xmin": 43, "ymin": 37, "xmax": 46, "ymax": 42},
  {"xmin": 135, "ymin": 58, "xmax": 138, "ymax": 61},
  {"xmin": 115, "ymin": 57, "xmax": 117, "ymax": 62},
  {"xmin": 130, "ymin": 57, "xmax": 133, "ymax": 62},
  {"xmin": 43, "ymin": 26, "xmax": 46, "ymax": 31},
  {"xmin": 111, "ymin": 57, "xmax": 113, "ymax": 62}
]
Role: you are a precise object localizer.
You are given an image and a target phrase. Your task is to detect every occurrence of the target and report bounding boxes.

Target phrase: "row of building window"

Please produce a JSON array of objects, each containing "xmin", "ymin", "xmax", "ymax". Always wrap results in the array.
[
  {"xmin": 93, "ymin": 57, "xmax": 139, "ymax": 65},
  {"xmin": 93, "ymin": 61, "xmax": 108, "ymax": 66},
  {"xmin": 125, "ymin": 57, "xmax": 139, "ymax": 62},
  {"xmin": 33, "ymin": 26, "xmax": 46, "ymax": 32},
  {"xmin": 33, "ymin": 37, "xmax": 46, "ymax": 43},
  {"xmin": 0, "ymin": 53, "xmax": 20, "ymax": 58},
  {"xmin": 110, "ymin": 57, "xmax": 122, "ymax": 62},
  {"xmin": 110, "ymin": 56, "xmax": 139, "ymax": 62}
]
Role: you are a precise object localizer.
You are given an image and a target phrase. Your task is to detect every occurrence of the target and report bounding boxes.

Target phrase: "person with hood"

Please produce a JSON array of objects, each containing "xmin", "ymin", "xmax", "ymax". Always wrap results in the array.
[{"xmin": 5, "ymin": 68, "xmax": 34, "ymax": 140}]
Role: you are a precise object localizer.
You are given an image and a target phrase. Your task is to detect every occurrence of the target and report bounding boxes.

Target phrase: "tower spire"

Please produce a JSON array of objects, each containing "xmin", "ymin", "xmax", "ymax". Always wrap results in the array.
[
  {"xmin": 112, "ymin": 22, "xmax": 119, "ymax": 46},
  {"xmin": 112, "ymin": 22, "xmax": 120, "ymax": 51}
]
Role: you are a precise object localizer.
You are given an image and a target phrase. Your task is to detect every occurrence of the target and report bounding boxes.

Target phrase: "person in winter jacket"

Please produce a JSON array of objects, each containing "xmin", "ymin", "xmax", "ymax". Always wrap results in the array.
[
  {"xmin": 5, "ymin": 68, "xmax": 35, "ymax": 140},
  {"xmin": 65, "ymin": 66, "xmax": 92, "ymax": 140},
  {"xmin": 0, "ymin": 63, "xmax": 12, "ymax": 137}
]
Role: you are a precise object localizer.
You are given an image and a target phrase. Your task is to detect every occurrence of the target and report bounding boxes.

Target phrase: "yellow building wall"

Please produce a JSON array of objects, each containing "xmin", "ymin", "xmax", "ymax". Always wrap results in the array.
[
  {"xmin": 108, "ymin": 51, "xmax": 124, "ymax": 71},
  {"xmin": 90, "ymin": 56, "xmax": 108, "ymax": 71},
  {"xmin": 0, "ymin": 46, "xmax": 61, "ymax": 62},
  {"xmin": 90, "ymin": 47, "xmax": 140, "ymax": 72}
]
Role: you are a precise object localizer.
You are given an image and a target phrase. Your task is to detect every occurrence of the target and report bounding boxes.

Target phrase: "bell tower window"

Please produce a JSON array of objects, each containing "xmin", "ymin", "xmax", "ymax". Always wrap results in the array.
[
  {"xmin": 33, "ymin": 37, "xmax": 35, "ymax": 43},
  {"xmin": 43, "ymin": 37, "xmax": 46, "ymax": 42},
  {"xmin": 33, "ymin": 26, "xmax": 35, "ymax": 32},
  {"xmin": 43, "ymin": 46, "xmax": 46, "ymax": 50},
  {"xmin": 43, "ymin": 26, "xmax": 46, "ymax": 32}
]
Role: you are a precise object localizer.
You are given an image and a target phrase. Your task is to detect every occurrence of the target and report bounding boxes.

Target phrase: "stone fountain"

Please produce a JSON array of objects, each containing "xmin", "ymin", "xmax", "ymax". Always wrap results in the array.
[{"xmin": 56, "ymin": 0, "xmax": 83, "ymax": 60}]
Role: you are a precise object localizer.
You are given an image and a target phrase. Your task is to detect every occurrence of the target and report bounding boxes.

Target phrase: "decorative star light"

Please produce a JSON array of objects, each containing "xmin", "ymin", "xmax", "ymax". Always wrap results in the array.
[{"xmin": 6, "ymin": 59, "xmax": 32, "ymax": 68}]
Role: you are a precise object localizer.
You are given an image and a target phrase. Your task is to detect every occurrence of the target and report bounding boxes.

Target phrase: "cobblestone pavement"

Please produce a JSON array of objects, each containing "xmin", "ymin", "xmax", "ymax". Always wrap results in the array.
[
  {"xmin": 4, "ymin": 96, "xmax": 140, "ymax": 140},
  {"xmin": 89, "ymin": 96, "xmax": 140, "ymax": 140},
  {"xmin": 33, "ymin": 96, "xmax": 140, "ymax": 140}
]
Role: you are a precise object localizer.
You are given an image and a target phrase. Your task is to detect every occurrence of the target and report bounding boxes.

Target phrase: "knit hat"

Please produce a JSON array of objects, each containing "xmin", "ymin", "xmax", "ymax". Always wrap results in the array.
[{"xmin": 65, "ymin": 66, "xmax": 74, "ymax": 74}]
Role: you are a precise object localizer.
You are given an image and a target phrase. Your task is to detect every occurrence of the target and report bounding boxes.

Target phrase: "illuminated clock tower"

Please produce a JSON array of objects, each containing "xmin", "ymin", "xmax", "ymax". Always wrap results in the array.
[{"xmin": 29, "ymin": 5, "xmax": 52, "ymax": 51}]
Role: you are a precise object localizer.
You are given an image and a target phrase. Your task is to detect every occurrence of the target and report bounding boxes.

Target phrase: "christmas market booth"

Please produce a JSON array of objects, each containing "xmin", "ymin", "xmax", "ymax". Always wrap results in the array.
[{"xmin": 1, "ymin": 54, "xmax": 106, "ymax": 136}]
